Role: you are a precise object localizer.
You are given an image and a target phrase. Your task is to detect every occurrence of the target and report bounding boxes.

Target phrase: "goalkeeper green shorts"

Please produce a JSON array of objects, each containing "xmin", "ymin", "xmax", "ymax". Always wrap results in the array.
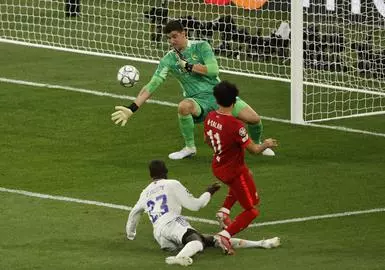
[{"xmin": 191, "ymin": 95, "xmax": 248, "ymax": 123}]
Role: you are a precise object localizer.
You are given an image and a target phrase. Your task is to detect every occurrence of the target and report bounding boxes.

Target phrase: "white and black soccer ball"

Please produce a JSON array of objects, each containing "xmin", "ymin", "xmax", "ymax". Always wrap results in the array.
[{"xmin": 117, "ymin": 65, "xmax": 140, "ymax": 87}]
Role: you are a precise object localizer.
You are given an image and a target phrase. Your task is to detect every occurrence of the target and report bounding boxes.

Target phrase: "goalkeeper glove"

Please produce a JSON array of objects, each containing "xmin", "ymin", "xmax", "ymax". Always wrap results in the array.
[
  {"xmin": 174, "ymin": 48, "xmax": 193, "ymax": 73},
  {"xmin": 111, "ymin": 103, "xmax": 138, "ymax": 126}
]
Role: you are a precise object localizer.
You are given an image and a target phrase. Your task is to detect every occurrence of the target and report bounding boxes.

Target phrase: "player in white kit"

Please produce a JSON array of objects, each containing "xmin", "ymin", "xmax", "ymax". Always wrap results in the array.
[{"xmin": 126, "ymin": 160, "xmax": 280, "ymax": 266}]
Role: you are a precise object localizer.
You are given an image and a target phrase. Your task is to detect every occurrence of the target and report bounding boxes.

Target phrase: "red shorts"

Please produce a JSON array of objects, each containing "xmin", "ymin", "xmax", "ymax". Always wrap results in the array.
[{"xmin": 219, "ymin": 166, "xmax": 259, "ymax": 209}]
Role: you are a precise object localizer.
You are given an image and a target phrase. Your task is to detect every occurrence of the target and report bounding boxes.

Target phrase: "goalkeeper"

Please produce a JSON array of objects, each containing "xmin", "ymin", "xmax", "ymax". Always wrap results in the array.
[{"xmin": 111, "ymin": 20, "xmax": 275, "ymax": 159}]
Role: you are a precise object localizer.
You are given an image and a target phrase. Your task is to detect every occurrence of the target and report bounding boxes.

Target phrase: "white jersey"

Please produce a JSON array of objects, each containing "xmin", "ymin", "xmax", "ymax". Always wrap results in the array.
[{"xmin": 126, "ymin": 179, "xmax": 211, "ymax": 242}]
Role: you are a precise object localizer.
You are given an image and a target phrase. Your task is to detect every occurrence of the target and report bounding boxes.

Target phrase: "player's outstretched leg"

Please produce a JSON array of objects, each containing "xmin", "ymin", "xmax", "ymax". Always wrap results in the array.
[
  {"xmin": 165, "ymin": 256, "xmax": 193, "ymax": 266},
  {"xmin": 260, "ymin": 237, "xmax": 281, "ymax": 249},
  {"xmin": 230, "ymin": 237, "xmax": 281, "ymax": 249}
]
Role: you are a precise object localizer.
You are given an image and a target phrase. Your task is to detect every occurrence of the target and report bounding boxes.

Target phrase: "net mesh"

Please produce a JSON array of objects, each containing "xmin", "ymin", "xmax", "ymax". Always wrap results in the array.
[{"xmin": 303, "ymin": 1, "xmax": 385, "ymax": 121}]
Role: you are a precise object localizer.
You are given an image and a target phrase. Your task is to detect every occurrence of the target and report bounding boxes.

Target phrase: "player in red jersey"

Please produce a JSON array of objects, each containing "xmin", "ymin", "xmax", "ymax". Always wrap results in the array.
[{"xmin": 204, "ymin": 81, "xmax": 278, "ymax": 255}]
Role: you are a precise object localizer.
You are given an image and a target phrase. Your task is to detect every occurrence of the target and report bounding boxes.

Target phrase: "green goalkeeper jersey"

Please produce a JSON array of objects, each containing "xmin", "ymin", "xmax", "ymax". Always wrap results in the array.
[{"xmin": 145, "ymin": 40, "xmax": 220, "ymax": 98}]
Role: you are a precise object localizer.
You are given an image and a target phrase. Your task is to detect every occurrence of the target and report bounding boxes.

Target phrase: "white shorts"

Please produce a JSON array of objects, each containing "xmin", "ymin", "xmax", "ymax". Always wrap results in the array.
[{"xmin": 155, "ymin": 216, "xmax": 194, "ymax": 251}]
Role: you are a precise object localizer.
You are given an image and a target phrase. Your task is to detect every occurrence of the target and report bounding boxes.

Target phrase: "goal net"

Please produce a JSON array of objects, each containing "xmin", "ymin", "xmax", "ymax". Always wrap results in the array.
[
  {"xmin": 1, "ymin": 0, "xmax": 384, "ymax": 122},
  {"xmin": 302, "ymin": 1, "xmax": 385, "ymax": 122}
]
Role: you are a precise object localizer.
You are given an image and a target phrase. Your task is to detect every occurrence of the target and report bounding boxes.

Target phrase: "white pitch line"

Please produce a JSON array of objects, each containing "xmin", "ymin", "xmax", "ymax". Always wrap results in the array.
[
  {"xmin": 1, "ymin": 187, "xmax": 384, "ymax": 228},
  {"xmin": 1, "ymin": 77, "xmax": 385, "ymax": 138},
  {"xmin": 249, "ymin": 208, "xmax": 385, "ymax": 227},
  {"xmin": 0, "ymin": 187, "xmax": 132, "ymax": 211},
  {"xmin": 0, "ymin": 77, "xmax": 178, "ymax": 108}
]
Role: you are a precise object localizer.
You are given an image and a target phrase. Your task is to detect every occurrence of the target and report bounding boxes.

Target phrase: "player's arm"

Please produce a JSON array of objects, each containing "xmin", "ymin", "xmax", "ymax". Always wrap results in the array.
[
  {"xmin": 132, "ymin": 86, "xmax": 152, "ymax": 107},
  {"xmin": 111, "ymin": 58, "xmax": 169, "ymax": 126},
  {"xmin": 246, "ymin": 138, "xmax": 278, "ymax": 154},
  {"xmin": 175, "ymin": 42, "xmax": 219, "ymax": 76},
  {"xmin": 126, "ymin": 196, "xmax": 145, "ymax": 240},
  {"xmin": 173, "ymin": 181, "xmax": 220, "ymax": 211},
  {"xmin": 234, "ymin": 122, "xmax": 278, "ymax": 154}
]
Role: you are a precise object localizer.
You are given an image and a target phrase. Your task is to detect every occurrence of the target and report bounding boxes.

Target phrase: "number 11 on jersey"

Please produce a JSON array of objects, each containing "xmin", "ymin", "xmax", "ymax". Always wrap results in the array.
[{"xmin": 206, "ymin": 129, "xmax": 222, "ymax": 162}]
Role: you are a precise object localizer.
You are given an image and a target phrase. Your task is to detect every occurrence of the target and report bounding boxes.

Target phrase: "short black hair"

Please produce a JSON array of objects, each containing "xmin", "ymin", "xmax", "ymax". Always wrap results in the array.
[
  {"xmin": 149, "ymin": 160, "xmax": 168, "ymax": 180},
  {"xmin": 164, "ymin": 20, "xmax": 185, "ymax": 34},
  {"xmin": 213, "ymin": 81, "xmax": 239, "ymax": 107}
]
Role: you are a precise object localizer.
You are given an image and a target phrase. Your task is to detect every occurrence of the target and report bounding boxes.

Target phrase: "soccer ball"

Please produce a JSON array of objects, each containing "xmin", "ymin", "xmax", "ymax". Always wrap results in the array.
[{"xmin": 117, "ymin": 65, "xmax": 140, "ymax": 87}]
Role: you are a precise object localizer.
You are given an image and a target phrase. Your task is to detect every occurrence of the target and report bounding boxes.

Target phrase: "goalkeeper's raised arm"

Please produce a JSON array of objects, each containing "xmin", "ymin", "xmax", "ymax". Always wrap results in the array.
[
  {"xmin": 110, "ymin": 77, "xmax": 161, "ymax": 127},
  {"xmin": 111, "ymin": 52, "xmax": 171, "ymax": 126}
]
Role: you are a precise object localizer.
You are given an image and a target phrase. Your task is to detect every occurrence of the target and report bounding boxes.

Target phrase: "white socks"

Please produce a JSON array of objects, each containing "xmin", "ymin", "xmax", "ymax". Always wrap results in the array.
[
  {"xmin": 230, "ymin": 238, "xmax": 265, "ymax": 249},
  {"xmin": 176, "ymin": 240, "xmax": 204, "ymax": 258}
]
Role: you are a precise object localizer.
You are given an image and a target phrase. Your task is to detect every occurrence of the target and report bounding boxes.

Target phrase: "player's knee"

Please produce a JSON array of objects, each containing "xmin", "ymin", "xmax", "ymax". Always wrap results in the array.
[
  {"xmin": 248, "ymin": 113, "xmax": 261, "ymax": 125},
  {"xmin": 238, "ymin": 107, "xmax": 261, "ymax": 124},
  {"xmin": 178, "ymin": 100, "xmax": 194, "ymax": 115}
]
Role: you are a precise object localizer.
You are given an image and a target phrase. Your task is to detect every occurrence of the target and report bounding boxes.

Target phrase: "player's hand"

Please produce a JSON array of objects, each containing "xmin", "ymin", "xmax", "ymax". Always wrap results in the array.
[
  {"xmin": 206, "ymin": 182, "xmax": 221, "ymax": 195},
  {"xmin": 262, "ymin": 138, "xmax": 278, "ymax": 148},
  {"xmin": 174, "ymin": 48, "xmax": 193, "ymax": 72},
  {"xmin": 177, "ymin": 57, "xmax": 189, "ymax": 71},
  {"xmin": 111, "ymin": 106, "xmax": 133, "ymax": 126}
]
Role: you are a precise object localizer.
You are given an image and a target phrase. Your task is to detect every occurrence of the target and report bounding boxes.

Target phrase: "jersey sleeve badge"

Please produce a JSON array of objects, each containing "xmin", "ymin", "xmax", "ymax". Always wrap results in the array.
[{"xmin": 239, "ymin": 127, "xmax": 249, "ymax": 142}]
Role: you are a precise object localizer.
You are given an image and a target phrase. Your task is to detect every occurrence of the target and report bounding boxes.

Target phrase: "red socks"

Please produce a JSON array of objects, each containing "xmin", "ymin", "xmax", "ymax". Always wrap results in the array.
[{"xmin": 225, "ymin": 208, "xmax": 259, "ymax": 236}]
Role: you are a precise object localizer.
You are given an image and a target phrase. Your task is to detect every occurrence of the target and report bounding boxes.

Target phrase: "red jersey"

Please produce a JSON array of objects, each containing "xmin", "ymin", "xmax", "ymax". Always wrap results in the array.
[{"xmin": 204, "ymin": 111, "xmax": 251, "ymax": 182}]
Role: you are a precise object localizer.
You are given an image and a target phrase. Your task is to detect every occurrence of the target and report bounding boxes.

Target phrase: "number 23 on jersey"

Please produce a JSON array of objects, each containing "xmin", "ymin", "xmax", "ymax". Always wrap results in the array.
[{"xmin": 146, "ymin": 194, "xmax": 169, "ymax": 223}]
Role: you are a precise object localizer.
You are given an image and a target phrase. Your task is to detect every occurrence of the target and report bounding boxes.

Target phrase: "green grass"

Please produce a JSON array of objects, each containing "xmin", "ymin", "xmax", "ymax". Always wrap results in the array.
[
  {"xmin": 1, "ymin": 193, "xmax": 384, "ymax": 270},
  {"xmin": 0, "ymin": 42, "xmax": 385, "ymax": 269}
]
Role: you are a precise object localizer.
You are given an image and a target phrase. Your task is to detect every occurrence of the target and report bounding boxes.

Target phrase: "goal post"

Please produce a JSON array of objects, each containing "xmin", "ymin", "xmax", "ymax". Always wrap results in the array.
[
  {"xmin": 0, "ymin": 0, "xmax": 384, "ymax": 123},
  {"xmin": 290, "ymin": 0, "xmax": 304, "ymax": 124}
]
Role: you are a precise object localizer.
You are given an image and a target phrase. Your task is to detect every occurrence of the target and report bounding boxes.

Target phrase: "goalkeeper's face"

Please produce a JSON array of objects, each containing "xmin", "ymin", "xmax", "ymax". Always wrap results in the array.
[{"xmin": 167, "ymin": 30, "xmax": 187, "ymax": 51}]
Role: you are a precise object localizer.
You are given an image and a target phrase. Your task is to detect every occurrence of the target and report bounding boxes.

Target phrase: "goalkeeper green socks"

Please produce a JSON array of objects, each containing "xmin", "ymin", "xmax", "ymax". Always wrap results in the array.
[
  {"xmin": 178, "ymin": 114, "xmax": 195, "ymax": 148},
  {"xmin": 248, "ymin": 121, "xmax": 263, "ymax": 144}
]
